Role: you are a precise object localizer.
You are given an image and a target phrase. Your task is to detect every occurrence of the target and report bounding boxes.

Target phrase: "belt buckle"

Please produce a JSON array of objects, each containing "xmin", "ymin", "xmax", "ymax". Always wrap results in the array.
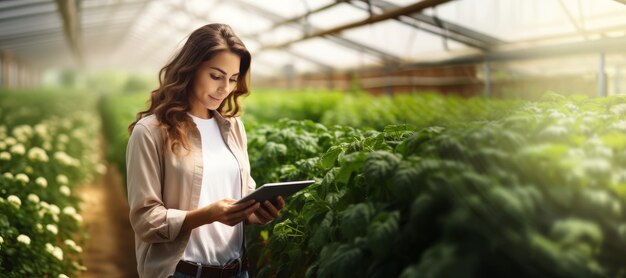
[
  {"xmin": 221, "ymin": 257, "xmax": 241, "ymax": 278},
  {"xmin": 192, "ymin": 261, "xmax": 203, "ymax": 278}
]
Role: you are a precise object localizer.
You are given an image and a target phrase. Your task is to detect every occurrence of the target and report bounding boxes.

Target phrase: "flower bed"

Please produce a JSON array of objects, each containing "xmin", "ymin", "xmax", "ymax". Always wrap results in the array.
[{"xmin": 0, "ymin": 90, "xmax": 106, "ymax": 277}]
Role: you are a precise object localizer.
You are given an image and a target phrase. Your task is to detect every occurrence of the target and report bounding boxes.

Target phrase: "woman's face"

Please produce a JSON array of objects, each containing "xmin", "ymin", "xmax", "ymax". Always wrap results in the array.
[{"xmin": 190, "ymin": 50, "xmax": 241, "ymax": 114}]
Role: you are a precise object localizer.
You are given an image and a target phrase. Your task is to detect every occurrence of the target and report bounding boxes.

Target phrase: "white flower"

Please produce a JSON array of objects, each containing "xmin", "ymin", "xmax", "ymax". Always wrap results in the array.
[
  {"xmin": 52, "ymin": 246, "xmax": 63, "ymax": 260},
  {"xmin": 15, "ymin": 173, "xmax": 29, "ymax": 185},
  {"xmin": 0, "ymin": 235, "xmax": 4, "ymax": 245},
  {"xmin": 34, "ymin": 124, "xmax": 48, "ymax": 138},
  {"xmin": 46, "ymin": 224, "xmax": 58, "ymax": 235},
  {"xmin": 72, "ymin": 261, "xmax": 88, "ymax": 271},
  {"xmin": 64, "ymin": 239, "xmax": 76, "ymax": 247},
  {"xmin": 2, "ymin": 172, "xmax": 13, "ymax": 180},
  {"xmin": 59, "ymin": 185, "xmax": 71, "ymax": 196},
  {"xmin": 27, "ymin": 193, "xmax": 40, "ymax": 203},
  {"xmin": 17, "ymin": 234, "xmax": 31, "ymax": 245},
  {"xmin": 35, "ymin": 177, "xmax": 48, "ymax": 188},
  {"xmin": 36, "ymin": 223, "xmax": 43, "ymax": 232},
  {"xmin": 46, "ymin": 243, "xmax": 54, "ymax": 253},
  {"xmin": 7, "ymin": 195, "xmax": 21, "ymax": 208},
  {"xmin": 46, "ymin": 243, "xmax": 64, "ymax": 260},
  {"xmin": 9, "ymin": 144, "xmax": 25, "ymax": 155},
  {"xmin": 42, "ymin": 141, "xmax": 52, "ymax": 151},
  {"xmin": 63, "ymin": 206, "xmax": 77, "ymax": 215},
  {"xmin": 58, "ymin": 134, "xmax": 70, "ymax": 144},
  {"xmin": 71, "ymin": 129, "xmax": 86, "ymax": 140},
  {"xmin": 64, "ymin": 239, "xmax": 83, "ymax": 253},
  {"xmin": 54, "ymin": 151, "xmax": 80, "ymax": 167},
  {"xmin": 39, "ymin": 201, "xmax": 50, "ymax": 209},
  {"xmin": 49, "ymin": 204, "xmax": 61, "ymax": 215},
  {"xmin": 0, "ymin": 141, "xmax": 6, "ymax": 150},
  {"xmin": 59, "ymin": 274, "xmax": 69, "ymax": 278},
  {"xmin": 4, "ymin": 137, "xmax": 17, "ymax": 146},
  {"xmin": 27, "ymin": 147, "xmax": 49, "ymax": 162},
  {"xmin": 56, "ymin": 174, "xmax": 69, "ymax": 185},
  {"xmin": 0, "ymin": 151, "xmax": 10, "ymax": 161},
  {"xmin": 63, "ymin": 206, "xmax": 83, "ymax": 222},
  {"xmin": 12, "ymin": 125, "xmax": 33, "ymax": 142},
  {"xmin": 73, "ymin": 214, "xmax": 83, "ymax": 223}
]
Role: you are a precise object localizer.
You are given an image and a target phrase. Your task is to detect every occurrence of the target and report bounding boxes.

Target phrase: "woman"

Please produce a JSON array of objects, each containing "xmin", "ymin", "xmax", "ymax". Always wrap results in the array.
[{"xmin": 126, "ymin": 23, "xmax": 284, "ymax": 278}]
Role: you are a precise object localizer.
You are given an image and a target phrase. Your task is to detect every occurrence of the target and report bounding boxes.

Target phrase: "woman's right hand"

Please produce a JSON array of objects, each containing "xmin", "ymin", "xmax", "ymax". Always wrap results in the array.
[
  {"xmin": 182, "ymin": 199, "xmax": 259, "ymax": 232},
  {"xmin": 204, "ymin": 199, "xmax": 260, "ymax": 226}
]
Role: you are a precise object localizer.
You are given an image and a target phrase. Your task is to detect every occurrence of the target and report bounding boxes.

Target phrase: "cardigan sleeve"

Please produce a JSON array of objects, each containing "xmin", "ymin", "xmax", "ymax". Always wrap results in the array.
[{"xmin": 126, "ymin": 123, "xmax": 186, "ymax": 243}]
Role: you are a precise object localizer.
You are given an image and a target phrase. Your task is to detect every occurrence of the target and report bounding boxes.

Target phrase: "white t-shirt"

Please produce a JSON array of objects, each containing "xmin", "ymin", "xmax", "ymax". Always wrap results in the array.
[{"xmin": 182, "ymin": 114, "xmax": 243, "ymax": 265}]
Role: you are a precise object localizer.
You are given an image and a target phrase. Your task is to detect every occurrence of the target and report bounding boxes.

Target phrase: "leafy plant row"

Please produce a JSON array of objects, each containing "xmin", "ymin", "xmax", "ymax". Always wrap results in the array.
[
  {"xmin": 245, "ymin": 94, "xmax": 626, "ymax": 278},
  {"xmin": 244, "ymin": 90, "xmax": 524, "ymax": 130},
  {"xmin": 0, "ymin": 90, "xmax": 105, "ymax": 277}
]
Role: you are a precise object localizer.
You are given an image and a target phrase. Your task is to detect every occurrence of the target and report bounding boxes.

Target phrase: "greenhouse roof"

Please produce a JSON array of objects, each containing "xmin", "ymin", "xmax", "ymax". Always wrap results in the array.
[{"xmin": 1, "ymin": 0, "xmax": 626, "ymax": 77}]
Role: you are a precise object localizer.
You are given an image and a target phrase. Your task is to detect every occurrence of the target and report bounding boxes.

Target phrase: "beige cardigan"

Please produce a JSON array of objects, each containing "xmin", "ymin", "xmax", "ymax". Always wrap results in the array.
[{"xmin": 126, "ymin": 111, "xmax": 256, "ymax": 278}]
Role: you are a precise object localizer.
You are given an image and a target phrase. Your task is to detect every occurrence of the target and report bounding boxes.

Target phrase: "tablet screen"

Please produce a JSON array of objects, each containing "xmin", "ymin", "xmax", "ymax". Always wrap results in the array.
[{"xmin": 235, "ymin": 180, "xmax": 315, "ymax": 205}]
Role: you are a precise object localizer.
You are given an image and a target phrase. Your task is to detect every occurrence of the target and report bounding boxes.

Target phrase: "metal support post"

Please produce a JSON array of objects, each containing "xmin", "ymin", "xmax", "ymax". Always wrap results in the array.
[
  {"xmin": 598, "ymin": 53, "xmax": 606, "ymax": 97},
  {"xmin": 483, "ymin": 62, "xmax": 492, "ymax": 97}
]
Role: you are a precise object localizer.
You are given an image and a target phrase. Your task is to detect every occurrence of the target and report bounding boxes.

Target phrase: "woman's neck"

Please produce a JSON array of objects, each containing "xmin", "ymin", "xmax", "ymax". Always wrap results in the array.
[{"xmin": 189, "ymin": 107, "xmax": 211, "ymax": 119}]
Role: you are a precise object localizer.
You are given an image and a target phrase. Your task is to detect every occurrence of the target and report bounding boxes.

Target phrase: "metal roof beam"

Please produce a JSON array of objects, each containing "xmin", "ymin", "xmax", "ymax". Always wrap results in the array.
[
  {"xmin": 348, "ymin": 1, "xmax": 485, "ymax": 50},
  {"xmin": 257, "ymin": 0, "xmax": 453, "ymax": 62},
  {"xmin": 55, "ymin": 0, "xmax": 83, "ymax": 65},
  {"xmin": 0, "ymin": 16, "xmax": 61, "ymax": 36},
  {"xmin": 242, "ymin": 0, "xmax": 348, "ymax": 39},
  {"xmin": 228, "ymin": 0, "xmax": 402, "ymax": 65},
  {"xmin": 0, "ymin": 0, "xmax": 51, "ymax": 12},
  {"xmin": 358, "ymin": 0, "xmax": 502, "ymax": 48},
  {"xmin": 167, "ymin": 1, "xmax": 335, "ymax": 71},
  {"xmin": 0, "ymin": 20, "xmax": 132, "ymax": 49},
  {"xmin": 0, "ymin": 2, "xmax": 56, "ymax": 22}
]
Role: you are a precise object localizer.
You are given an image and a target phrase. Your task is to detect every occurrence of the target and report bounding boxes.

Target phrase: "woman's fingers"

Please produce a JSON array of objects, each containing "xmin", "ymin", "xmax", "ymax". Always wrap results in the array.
[
  {"xmin": 254, "ymin": 207, "xmax": 272, "ymax": 223},
  {"xmin": 229, "ymin": 199, "xmax": 256, "ymax": 211},
  {"xmin": 262, "ymin": 201, "xmax": 280, "ymax": 217},
  {"xmin": 276, "ymin": 196, "xmax": 285, "ymax": 209},
  {"xmin": 224, "ymin": 202, "xmax": 259, "ymax": 224}
]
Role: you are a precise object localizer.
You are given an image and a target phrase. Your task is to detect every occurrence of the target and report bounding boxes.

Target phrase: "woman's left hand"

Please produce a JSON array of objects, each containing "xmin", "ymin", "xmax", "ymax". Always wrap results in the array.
[{"xmin": 247, "ymin": 196, "xmax": 285, "ymax": 225}]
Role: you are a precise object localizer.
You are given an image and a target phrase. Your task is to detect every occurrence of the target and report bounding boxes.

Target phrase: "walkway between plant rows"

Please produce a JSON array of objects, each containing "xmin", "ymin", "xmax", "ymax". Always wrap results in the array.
[{"xmin": 78, "ymin": 162, "xmax": 137, "ymax": 278}]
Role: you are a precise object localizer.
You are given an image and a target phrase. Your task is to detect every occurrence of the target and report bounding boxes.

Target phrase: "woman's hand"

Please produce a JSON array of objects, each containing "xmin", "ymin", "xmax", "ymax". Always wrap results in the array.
[
  {"xmin": 207, "ymin": 199, "xmax": 260, "ymax": 226},
  {"xmin": 246, "ymin": 196, "xmax": 285, "ymax": 225},
  {"xmin": 182, "ymin": 199, "xmax": 259, "ymax": 232}
]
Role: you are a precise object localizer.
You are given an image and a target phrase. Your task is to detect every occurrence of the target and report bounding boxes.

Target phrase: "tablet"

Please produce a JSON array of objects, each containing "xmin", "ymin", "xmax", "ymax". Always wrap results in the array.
[{"xmin": 235, "ymin": 180, "xmax": 315, "ymax": 205}]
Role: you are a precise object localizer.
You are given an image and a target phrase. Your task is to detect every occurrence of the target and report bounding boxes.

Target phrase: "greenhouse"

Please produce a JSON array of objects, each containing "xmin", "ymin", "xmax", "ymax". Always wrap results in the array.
[{"xmin": 1, "ymin": 0, "xmax": 626, "ymax": 277}]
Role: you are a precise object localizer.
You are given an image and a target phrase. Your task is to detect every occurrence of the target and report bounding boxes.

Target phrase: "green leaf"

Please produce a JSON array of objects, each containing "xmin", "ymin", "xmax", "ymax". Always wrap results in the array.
[
  {"xmin": 389, "ymin": 160, "xmax": 422, "ymax": 202},
  {"xmin": 335, "ymin": 151, "xmax": 367, "ymax": 184},
  {"xmin": 363, "ymin": 151, "xmax": 400, "ymax": 186},
  {"xmin": 321, "ymin": 146, "xmax": 344, "ymax": 170},
  {"xmin": 309, "ymin": 210, "xmax": 335, "ymax": 250},
  {"xmin": 366, "ymin": 211, "xmax": 400, "ymax": 258},
  {"xmin": 317, "ymin": 243, "xmax": 363, "ymax": 278},
  {"xmin": 339, "ymin": 203, "xmax": 375, "ymax": 238}
]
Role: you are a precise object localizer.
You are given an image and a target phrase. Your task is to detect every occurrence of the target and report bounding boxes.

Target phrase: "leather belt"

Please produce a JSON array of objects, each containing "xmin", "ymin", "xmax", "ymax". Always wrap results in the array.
[{"xmin": 175, "ymin": 255, "xmax": 248, "ymax": 278}]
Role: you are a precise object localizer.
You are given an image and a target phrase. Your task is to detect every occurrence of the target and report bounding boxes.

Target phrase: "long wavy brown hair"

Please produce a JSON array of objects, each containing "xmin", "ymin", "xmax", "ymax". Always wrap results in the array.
[{"xmin": 128, "ymin": 23, "xmax": 251, "ymax": 155}]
